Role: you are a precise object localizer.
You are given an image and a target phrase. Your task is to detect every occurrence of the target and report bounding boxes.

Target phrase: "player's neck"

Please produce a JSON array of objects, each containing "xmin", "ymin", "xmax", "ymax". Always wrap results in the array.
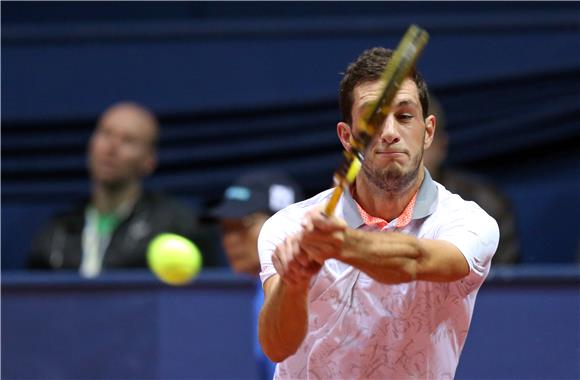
[
  {"xmin": 355, "ymin": 167, "xmax": 423, "ymax": 222},
  {"xmin": 92, "ymin": 182, "xmax": 141, "ymax": 215}
]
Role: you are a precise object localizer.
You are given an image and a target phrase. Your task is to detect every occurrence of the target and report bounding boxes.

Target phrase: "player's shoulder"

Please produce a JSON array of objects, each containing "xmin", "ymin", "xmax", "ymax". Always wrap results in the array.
[
  {"xmin": 287, "ymin": 188, "xmax": 335, "ymax": 211},
  {"xmin": 262, "ymin": 188, "xmax": 334, "ymax": 230},
  {"xmin": 435, "ymin": 182, "xmax": 498, "ymax": 229}
]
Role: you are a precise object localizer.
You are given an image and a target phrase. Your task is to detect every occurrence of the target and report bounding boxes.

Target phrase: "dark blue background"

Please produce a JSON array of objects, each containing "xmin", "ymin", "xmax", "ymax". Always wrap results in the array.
[{"xmin": 2, "ymin": 2, "xmax": 579, "ymax": 266}]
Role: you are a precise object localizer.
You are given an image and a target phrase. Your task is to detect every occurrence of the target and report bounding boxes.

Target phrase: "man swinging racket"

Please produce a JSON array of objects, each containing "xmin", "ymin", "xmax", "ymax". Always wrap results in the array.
[{"xmin": 257, "ymin": 26, "xmax": 499, "ymax": 379}]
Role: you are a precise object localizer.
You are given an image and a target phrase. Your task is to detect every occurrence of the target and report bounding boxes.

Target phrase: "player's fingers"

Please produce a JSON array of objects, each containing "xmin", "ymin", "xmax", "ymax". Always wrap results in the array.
[
  {"xmin": 302, "ymin": 206, "xmax": 330, "ymax": 233},
  {"xmin": 304, "ymin": 260, "xmax": 323, "ymax": 275},
  {"xmin": 285, "ymin": 236, "xmax": 307, "ymax": 275},
  {"xmin": 303, "ymin": 234, "xmax": 340, "ymax": 256},
  {"xmin": 274, "ymin": 241, "xmax": 291, "ymax": 276},
  {"xmin": 275, "ymin": 251, "xmax": 301, "ymax": 286},
  {"xmin": 287, "ymin": 232, "xmax": 311, "ymax": 266},
  {"xmin": 272, "ymin": 250, "xmax": 285, "ymax": 277},
  {"xmin": 311, "ymin": 214, "xmax": 346, "ymax": 232},
  {"xmin": 302, "ymin": 230, "xmax": 337, "ymax": 246},
  {"xmin": 283, "ymin": 235, "xmax": 296, "ymax": 261},
  {"xmin": 295, "ymin": 253, "xmax": 310, "ymax": 267},
  {"xmin": 301, "ymin": 217, "xmax": 314, "ymax": 232},
  {"xmin": 281, "ymin": 272, "xmax": 298, "ymax": 287}
]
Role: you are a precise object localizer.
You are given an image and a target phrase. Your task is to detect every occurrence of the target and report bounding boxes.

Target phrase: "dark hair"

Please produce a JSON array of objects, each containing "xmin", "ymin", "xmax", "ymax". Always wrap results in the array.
[
  {"xmin": 427, "ymin": 93, "xmax": 447, "ymax": 137},
  {"xmin": 339, "ymin": 47, "xmax": 429, "ymax": 124}
]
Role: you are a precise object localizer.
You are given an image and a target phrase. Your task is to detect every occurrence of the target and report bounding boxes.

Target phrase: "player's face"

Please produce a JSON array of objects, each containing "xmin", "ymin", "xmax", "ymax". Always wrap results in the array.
[
  {"xmin": 88, "ymin": 106, "xmax": 156, "ymax": 188},
  {"xmin": 345, "ymin": 78, "xmax": 435, "ymax": 193},
  {"xmin": 220, "ymin": 213, "xmax": 268, "ymax": 276}
]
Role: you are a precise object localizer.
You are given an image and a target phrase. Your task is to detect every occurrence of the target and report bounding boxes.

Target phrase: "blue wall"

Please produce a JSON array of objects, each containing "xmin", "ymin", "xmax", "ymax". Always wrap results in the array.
[
  {"xmin": 2, "ymin": 268, "xmax": 579, "ymax": 379},
  {"xmin": 2, "ymin": 2, "xmax": 580, "ymax": 267},
  {"xmin": 2, "ymin": 270, "xmax": 259, "ymax": 379}
]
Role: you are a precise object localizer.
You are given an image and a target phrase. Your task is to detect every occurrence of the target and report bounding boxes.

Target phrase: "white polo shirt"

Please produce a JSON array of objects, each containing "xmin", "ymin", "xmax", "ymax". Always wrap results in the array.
[{"xmin": 258, "ymin": 171, "xmax": 499, "ymax": 379}]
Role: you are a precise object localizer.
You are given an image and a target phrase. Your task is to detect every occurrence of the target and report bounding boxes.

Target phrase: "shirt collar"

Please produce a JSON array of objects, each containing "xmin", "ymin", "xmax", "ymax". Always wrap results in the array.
[
  {"xmin": 413, "ymin": 168, "xmax": 438, "ymax": 219},
  {"xmin": 341, "ymin": 189, "xmax": 365, "ymax": 229},
  {"xmin": 340, "ymin": 168, "xmax": 438, "ymax": 229},
  {"xmin": 88, "ymin": 193, "xmax": 139, "ymax": 221}
]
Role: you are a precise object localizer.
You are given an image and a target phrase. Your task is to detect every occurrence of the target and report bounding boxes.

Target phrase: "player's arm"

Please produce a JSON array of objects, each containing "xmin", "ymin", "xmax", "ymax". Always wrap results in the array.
[
  {"xmin": 259, "ymin": 274, "xmax": 309, "ymax": 363},
  {"xmin": 301, "ymin": 212, "xmax": 469, "ymax": 284},
  {"xmin": 341, "ymin": 229, "xmax": 469, "ymax": 283},
  {"xmin": 258, "ymin": 234, "xmax": 321, "ymax": 362}
]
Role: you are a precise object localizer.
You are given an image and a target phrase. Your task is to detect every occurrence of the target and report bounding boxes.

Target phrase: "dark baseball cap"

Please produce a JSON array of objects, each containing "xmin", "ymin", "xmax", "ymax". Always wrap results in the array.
[{"xmin": 210, "ymin": 170, "xmax": 303, "ymax": 220}]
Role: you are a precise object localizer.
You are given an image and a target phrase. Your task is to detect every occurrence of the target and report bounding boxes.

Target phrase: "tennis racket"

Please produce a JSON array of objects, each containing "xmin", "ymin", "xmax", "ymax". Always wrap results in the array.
[{"xmin": 324, "ymin": 25, "xmax": 430, "ymax": 216}]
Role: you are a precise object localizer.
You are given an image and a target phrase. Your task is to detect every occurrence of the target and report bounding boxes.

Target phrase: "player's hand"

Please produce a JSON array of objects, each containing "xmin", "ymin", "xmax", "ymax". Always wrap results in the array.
[
  {"xmin": 300, "ymin": 207, "xmax": 348, "ymax": 264},
  {"xmin": 272, "ymin": 233, "xmax": 321, "ymax": 290}
]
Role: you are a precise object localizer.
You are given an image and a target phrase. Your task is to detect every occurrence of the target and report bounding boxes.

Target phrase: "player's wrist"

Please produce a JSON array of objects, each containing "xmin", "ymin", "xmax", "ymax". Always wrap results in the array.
[
  {"xmin": 281, "ymin": 279, "xmax": 310, "ymax": 296},
  {"xmin": 339, "ymin": 227, "xmax": 363, "ymax": 263}
]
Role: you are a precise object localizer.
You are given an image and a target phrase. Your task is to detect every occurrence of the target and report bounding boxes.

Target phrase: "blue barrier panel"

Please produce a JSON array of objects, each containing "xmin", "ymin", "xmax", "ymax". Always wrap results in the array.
[
  {"xmin": 456, "ymin": 265, "xmax": 580, "ymax": 380},
  {"xmin": 1, "ymin": 269, "xmax": 258, "ymax": 380},
  {"xmin": 2, "ymin": 266, "xmax": 579, "ymax": 379}
]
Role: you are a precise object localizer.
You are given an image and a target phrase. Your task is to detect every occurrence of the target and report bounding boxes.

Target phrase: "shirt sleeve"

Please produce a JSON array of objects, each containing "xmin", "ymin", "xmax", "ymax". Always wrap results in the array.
[
  {"xmin": 257, "ymin": 215, "xmax": 281, "ymax": 286},
  {"xmin": 257, "ymin": 207, "xmax": 305, "ymax": 286},
  {"xmin": 435, "ymin": 201, "xmax": 500, "ymax": 291},
  {"xmin": 27, "ymin": 219, "xmax": 59, "ymax": 269}
]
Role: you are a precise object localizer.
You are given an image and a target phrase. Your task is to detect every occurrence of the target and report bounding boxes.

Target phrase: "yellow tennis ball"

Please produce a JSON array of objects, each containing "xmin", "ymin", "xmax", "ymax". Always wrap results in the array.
[{"xmin": 147, "ymin": 233, "xmax": 202, "ymax": 286}]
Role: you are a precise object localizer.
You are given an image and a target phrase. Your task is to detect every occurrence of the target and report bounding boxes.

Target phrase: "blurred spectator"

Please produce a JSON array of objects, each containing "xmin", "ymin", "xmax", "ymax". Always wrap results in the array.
[
  {"xmin": 210, "ymin": 170, "xmax": 303, "ymax": 380},
  {"xmin": 424, "ymin": 95, "xmax": 520, "ymax": 264},
  {"xmin": 28, "ymin": 101, "xmax": 216, "ymax": 275}
]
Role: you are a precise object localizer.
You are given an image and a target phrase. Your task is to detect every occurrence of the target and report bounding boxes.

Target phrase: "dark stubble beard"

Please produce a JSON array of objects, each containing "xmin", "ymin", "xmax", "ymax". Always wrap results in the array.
[
  {"xmin": 102, "ymin": 180, "xmax": 130, "ymax": 194},
  {"xmin": 361, "ymin": 148, "xmax": 423, "ymax": 196},
  {"xmin": 93, "ymin": 174, "xmax": 133, "ymax": 197}
]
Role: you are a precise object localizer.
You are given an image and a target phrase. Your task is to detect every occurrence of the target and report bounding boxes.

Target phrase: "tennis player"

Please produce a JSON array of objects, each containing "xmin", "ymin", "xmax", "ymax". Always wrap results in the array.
[{"xmin": 257, "ymin": 47, "xmax": 499, "ymax": 379}]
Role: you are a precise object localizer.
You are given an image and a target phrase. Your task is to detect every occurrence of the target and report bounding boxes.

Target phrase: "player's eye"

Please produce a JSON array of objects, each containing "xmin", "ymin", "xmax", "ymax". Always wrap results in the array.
[{"xmin": 397, "ymin": 113, "xmax": 414, "ymax": 122}]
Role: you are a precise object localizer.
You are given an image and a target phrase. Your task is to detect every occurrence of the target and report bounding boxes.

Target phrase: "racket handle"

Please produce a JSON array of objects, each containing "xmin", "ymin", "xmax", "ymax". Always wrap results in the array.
[
  {"xmin": 323, "ymin": 186, "xmax": 344, "ymax": 216},
  {"xmin": 323, "ymin": 157, "xmax": 362, "ymax": 216}
]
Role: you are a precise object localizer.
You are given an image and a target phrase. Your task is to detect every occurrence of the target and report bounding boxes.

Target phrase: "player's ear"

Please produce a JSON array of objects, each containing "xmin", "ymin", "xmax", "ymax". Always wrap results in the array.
[
  {"xmin": 337, "ymin": 122, "xmax": 353, "ymax": 152},
  {"xmin": 424, "ymin": 114, "xmax": 436, "ymax": 149}
]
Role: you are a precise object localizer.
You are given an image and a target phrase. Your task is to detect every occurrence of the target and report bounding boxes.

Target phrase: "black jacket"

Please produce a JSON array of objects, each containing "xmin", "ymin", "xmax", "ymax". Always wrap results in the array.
[
  {"xmin": 28, "ymin": 192, "xmax": 221, "ymax": 270},
  {"xmin": 438, "ymin": 168, "xmax": 520, "ymax": 265}
]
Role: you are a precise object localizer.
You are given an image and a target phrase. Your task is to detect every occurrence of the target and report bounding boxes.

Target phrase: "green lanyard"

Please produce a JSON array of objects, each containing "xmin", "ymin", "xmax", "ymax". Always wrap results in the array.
[
  {"xmin": 80, "ymin": 208, "xmax": 120, "ymax": 278},
  {"xmin": 97, "ymin": 212, "xmax": 119, "ymax": 236}
]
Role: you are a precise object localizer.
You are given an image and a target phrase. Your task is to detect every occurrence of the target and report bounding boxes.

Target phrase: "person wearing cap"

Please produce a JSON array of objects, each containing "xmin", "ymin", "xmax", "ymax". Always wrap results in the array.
[{"xmin": 211, "ymin": 170, "xmax": 303, "ymax": 380}]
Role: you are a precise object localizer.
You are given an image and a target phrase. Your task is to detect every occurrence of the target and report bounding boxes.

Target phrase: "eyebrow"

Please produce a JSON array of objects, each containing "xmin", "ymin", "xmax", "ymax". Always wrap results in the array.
[
  {"xmin": 358, "ymin": 98, "xmax": 419, "ymax": 113},
  {"xmin": 394, "ymin": 99, "xmax": 419, "ymax": 108}
]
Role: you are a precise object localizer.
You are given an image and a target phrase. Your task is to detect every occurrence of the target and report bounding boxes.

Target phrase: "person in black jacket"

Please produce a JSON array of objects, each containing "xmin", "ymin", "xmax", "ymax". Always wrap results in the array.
[
  {"xmin": 28, "ymin": 102, "xmax": 217, "ymax": 276},
  {"xmin": 423, "ymin": 95, "xmax": 520, "ymax": 265}
]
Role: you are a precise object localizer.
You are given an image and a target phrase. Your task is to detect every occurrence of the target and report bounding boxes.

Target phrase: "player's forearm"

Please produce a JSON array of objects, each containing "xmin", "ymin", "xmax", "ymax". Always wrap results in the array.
[
  {"xmin": 340, "ymin": 229, "xmax": 422, "ymax": 283},
  {"xmin": 340, "ymin": 229, "xmax": 469, "ymax": 283},
  {"xmin": 258, "ymin": 276, "xmax": 310, "ymax": 362}
]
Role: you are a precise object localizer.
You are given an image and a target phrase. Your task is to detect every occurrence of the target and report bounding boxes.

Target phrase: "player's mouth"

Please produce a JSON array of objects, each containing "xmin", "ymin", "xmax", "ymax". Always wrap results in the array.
[{"xmin": 375, "ymin": 149, "xmax": 406, "ymax": 157}]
